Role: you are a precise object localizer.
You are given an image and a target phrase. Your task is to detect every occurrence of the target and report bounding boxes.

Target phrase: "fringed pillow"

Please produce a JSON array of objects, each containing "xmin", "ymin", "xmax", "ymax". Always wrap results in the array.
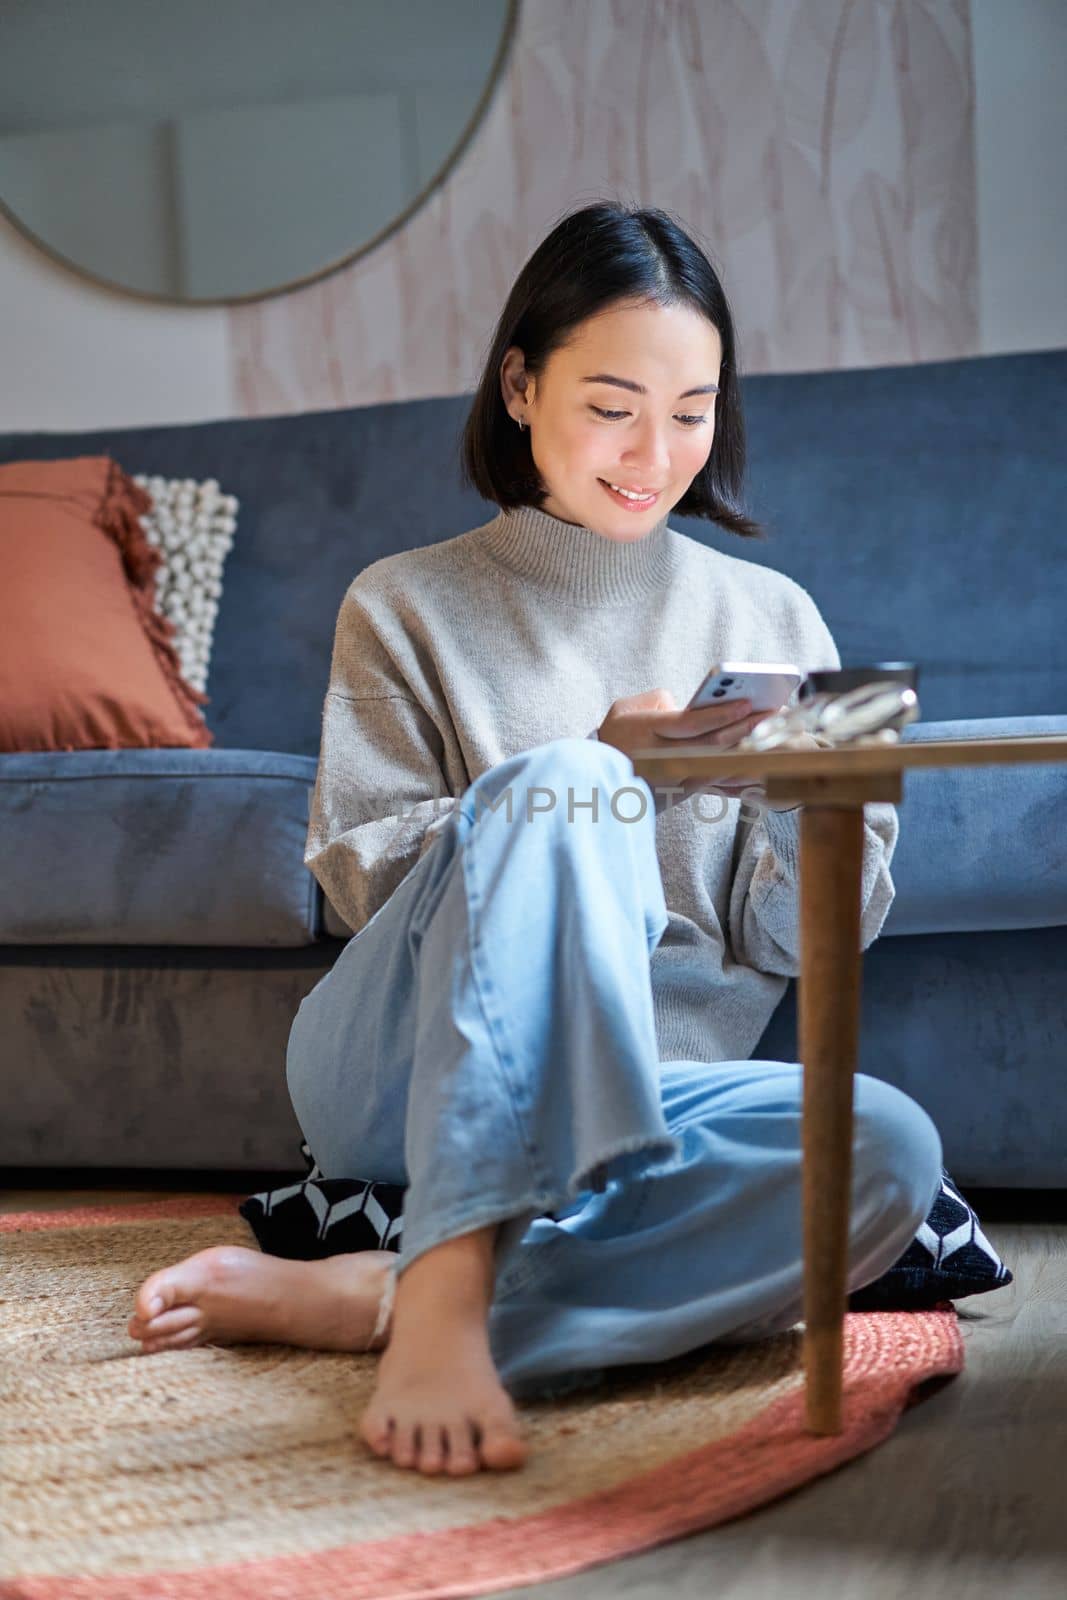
[{"xmin": 133, "ymin": 474, "xmax": 237, "ymax": 697}]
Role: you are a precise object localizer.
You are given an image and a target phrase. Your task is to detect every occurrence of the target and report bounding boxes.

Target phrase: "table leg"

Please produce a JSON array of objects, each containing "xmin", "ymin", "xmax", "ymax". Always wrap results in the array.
[{"xmin": 798, "ymin": 803, "xmax": 866, "ymax": 1433}]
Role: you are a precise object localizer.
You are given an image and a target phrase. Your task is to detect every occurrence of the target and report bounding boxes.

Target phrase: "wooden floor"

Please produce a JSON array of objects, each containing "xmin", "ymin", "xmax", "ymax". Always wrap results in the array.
[{"xmin": 3, "ymin": 1179, "xmax": 1064, "ymax": 1600}]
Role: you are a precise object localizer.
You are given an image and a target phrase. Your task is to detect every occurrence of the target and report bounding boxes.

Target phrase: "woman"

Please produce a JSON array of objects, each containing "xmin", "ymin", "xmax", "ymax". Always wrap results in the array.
[{"xmin": 127, "ymin": 202, "xmax": 942, "ymax": 1479}]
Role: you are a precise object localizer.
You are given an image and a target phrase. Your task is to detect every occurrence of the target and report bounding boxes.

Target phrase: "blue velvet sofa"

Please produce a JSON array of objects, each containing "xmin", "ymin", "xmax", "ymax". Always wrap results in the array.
[{"xmin": 2, "ymin": 348, "xmax": 1064, "ymax": 1184}]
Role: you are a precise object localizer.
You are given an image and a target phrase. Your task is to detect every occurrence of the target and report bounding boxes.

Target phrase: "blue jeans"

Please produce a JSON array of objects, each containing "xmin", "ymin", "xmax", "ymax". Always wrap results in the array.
[{"xmin": 286, "ymin": 738, "xmax": 943, "ymax": 1401}]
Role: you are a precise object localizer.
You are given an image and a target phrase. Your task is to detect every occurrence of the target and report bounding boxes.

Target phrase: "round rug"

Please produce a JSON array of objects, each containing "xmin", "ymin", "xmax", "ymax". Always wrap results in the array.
[{"xmin": 0, "ymin": 1198, "xmax": 964, "ymax": 1599}]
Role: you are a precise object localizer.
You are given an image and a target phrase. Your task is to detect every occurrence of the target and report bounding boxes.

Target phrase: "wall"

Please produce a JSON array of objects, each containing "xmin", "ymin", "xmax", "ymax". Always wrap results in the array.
[
  {"xmin": 971, "ymin": 0, "xmax": 1067, "ymax": 356},
  {"xmin": 1, "ymin": 0, "xmax": 1063, "ymax": 434}
]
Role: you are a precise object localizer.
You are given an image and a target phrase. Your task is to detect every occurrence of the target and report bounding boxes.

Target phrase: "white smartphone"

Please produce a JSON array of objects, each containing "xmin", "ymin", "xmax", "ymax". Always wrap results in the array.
[{"xmin": 686, "ymin": 661, "xmax": 803, "ymax": 715}]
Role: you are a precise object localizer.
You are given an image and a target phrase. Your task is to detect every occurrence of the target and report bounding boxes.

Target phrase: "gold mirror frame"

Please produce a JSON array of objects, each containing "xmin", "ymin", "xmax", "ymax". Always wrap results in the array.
[{"xmin": 0, "ymin": 0, "xmax": 520, "ymax": 308}]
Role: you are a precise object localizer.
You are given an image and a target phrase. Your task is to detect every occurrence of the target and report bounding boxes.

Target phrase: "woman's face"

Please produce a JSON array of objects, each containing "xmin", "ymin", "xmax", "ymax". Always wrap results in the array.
[{"xmin": 501, "ymin": 298, "xmax": 722, "ymax": 537}]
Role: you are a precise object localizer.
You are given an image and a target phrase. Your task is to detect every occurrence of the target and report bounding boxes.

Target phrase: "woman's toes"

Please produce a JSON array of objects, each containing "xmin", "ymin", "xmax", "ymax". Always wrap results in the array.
[
  {"xmin": 357, "ymin": 1408, "xmax": 392, "ymax": 1457},
  {"xmin": 129, "ymin": 1305, "xmax": 203, "ymax": 1342},
  {"xmin": 134, "ymin": 1272, "xmax": 179, "ymax": 1324},
  {"xmin": 138, "ymin": 1325, "xmax": 205, "ymax": 1355},
  {"xmin": 131, "ymin": 1245, "xmax": 253, "ymax": 1330},
  {"xmin": 392, "ymin": 1423, "xmax": 418, "ymax": 1468},
  {"xmin": 477, "ymin": 1417, "xmax": 527, "ymax": 1471},
  {"xmin": 133, "ymin": 1254, "xmax": 212, "ymax": 1323},
  {"xmin": 445, "ymin": 1424, "xmax": 480, "ymax": 1475},
  {"xmin": 417, "ymin": 1425, "xmax": 446, "ymax": 1474}
]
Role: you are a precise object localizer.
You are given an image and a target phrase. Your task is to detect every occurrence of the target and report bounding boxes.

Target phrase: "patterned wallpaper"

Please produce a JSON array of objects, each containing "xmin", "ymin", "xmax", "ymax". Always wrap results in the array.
[{"xmin": 231, "ymin": 0, "xmax": 978, "ymax": 417}]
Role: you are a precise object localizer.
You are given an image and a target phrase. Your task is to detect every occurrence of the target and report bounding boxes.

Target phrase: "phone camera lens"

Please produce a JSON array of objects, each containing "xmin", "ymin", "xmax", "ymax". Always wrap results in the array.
[
  {"xmin": 712, "ymin": 688, "xmax": 726, "ymax": 698},
  {"xmin": 720, "ymin": 678, "xmax": 735, "ymax": 687}
]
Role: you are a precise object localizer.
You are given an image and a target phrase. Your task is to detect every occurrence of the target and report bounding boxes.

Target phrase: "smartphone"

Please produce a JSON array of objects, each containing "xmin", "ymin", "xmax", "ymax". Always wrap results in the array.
[{"xmin": 686, "ymin": 661, "xmax": 803, "ymax": 715}]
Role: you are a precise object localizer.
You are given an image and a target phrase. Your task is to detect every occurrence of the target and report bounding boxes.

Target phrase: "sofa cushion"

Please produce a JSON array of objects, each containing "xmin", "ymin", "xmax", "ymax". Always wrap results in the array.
[
  {"xmin": 0, "ymin": 749, "xmax": 321, "ymax": 946},
  {"xmin": 4, "ymin": 714, "xmax": 1061, "ymax": 950},
  {"xmin": 883, "ymin": 715, "xmax": 1067, "ymax": 936}
]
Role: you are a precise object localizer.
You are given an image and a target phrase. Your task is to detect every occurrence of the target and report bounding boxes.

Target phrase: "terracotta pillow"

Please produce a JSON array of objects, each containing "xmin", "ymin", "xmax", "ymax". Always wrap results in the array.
[{"xmin": 0, "ymin": 455, "xmax": 213, "ymax": 751}]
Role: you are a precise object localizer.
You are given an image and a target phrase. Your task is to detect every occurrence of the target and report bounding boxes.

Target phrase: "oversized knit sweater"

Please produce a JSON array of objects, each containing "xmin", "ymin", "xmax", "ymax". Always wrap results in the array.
[{"xmin": 304, "ymin": 502, "xmax": 899, "ymax": 1065}]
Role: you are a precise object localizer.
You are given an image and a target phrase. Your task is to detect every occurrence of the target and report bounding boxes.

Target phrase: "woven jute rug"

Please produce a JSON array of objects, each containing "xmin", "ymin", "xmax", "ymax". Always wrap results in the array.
[{"xmin": 0, "ymin": 1197, "xmax": 964, "ymax": 1600}]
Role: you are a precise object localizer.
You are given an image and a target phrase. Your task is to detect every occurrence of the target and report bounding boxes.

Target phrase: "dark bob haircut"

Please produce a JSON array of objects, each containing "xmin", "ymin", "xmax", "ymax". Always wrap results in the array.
[{"xmin": 461, "ymin": 200, "xmax": 764, "ymax": 540}]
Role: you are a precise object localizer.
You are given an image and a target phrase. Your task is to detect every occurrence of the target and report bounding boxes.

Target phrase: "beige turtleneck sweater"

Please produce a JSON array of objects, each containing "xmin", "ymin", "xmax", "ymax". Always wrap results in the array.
[{"xmin": 304, "ymin": 503, "xmax": 898, "ymax": 1064}]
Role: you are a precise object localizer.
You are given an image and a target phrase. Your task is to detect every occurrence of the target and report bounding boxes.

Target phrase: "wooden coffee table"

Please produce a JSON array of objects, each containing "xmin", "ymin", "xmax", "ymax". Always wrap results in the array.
[{"xmin": 631, "ymin": 732, "xmax": 1067, "ymax": 1433}]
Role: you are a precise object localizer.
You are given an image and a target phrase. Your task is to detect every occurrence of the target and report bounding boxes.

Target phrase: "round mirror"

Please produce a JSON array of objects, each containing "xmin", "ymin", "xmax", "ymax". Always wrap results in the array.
[{"xmin": 0, "ymin": 0, "xmax": 518, "ymax": 305}]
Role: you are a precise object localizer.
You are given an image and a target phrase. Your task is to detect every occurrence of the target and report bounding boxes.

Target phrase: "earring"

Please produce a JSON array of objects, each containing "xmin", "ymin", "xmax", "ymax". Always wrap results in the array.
[{"xmin": 517, "ymin": 416, "xmax": 526, "ymax": 432}]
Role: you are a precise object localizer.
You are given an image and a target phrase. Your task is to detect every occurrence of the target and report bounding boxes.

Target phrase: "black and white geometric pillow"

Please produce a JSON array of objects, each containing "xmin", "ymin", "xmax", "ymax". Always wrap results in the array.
[
  {"xmin": 846, "ymin": 1168, "xmax": 1013, "ymax": 1311},
  {"xmin": 238, "ymin": 1141, "xmax": 404, "ymax": 1261},
  {"xmin": 240, "ymin": 1149, "xmax": 1012, "ymax": 1312}
]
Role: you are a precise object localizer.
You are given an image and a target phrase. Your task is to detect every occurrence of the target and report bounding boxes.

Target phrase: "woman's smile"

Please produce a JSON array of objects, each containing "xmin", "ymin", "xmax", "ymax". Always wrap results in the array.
[{"xmin": 598, "ymin": 479, "xmax": 662, "ymax": 510}]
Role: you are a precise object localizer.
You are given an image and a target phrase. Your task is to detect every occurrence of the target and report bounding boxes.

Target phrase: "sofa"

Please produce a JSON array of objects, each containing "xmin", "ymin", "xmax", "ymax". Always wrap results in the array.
[{"xmin": 2, "ymin": 347, "xmax": 1065, "ymax": 1185}]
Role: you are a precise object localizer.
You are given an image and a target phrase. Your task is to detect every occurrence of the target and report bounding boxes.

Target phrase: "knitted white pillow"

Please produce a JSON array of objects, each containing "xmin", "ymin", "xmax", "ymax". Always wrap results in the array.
[{"xmin": 133, "ymin": 475, "xmax": 238, "ymax": 695}]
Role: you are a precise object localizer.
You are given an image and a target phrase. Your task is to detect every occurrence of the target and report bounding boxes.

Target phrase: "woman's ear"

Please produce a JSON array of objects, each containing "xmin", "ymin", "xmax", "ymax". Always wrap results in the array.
[{"xmin": 500, "ymin": 346, "xmax": 531, "ymax": 424}]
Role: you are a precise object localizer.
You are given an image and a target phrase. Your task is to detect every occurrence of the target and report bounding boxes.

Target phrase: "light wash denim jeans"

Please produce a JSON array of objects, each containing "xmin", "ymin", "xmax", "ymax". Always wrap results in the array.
[{"xmin": 286, "ymin": 738, "xmax": 943, "ymax": 1401}]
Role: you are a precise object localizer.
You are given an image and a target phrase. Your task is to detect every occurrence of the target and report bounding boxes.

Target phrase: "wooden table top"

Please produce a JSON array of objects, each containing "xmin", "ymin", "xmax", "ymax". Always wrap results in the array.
[{"xmin": 630, "ymin": 732, "xmax": 1067, "ymax": 784}]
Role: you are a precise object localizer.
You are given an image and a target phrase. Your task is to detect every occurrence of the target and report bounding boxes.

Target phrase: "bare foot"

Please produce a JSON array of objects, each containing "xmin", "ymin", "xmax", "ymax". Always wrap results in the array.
[
  {"xmin": 127, "ymin": 1246, "xmax": 397, "ymax": 1355},
  {"xmin": 358, "ymin": 1225, "xmax": 527, "ymax": 1477}
]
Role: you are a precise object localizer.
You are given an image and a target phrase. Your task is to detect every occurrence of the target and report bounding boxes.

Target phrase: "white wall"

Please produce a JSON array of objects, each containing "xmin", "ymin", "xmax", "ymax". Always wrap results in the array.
[
  {"xmin": 971, "ymin": 0, "xmax": 1067, "ymax": 356},
  {"xmin": 0, "ymin": 214, "xmax": 232, "ymax": 432}
]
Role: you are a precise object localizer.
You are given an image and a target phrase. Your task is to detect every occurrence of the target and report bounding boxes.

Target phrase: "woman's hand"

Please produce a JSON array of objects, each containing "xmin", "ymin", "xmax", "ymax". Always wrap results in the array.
[
  {"xmin": 597, "ymin": 689, "xmax": 771, "ymax": 815},
  {"xmin": 598, "ymin": 693, "xmax": 825, "ymax": 816}
]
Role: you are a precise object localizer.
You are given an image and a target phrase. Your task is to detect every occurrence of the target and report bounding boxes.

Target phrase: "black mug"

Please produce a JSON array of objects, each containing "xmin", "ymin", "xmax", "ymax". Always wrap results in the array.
[{"xmin": 798, "ymin": 661, "xmax": 920, "ymax": 703}]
